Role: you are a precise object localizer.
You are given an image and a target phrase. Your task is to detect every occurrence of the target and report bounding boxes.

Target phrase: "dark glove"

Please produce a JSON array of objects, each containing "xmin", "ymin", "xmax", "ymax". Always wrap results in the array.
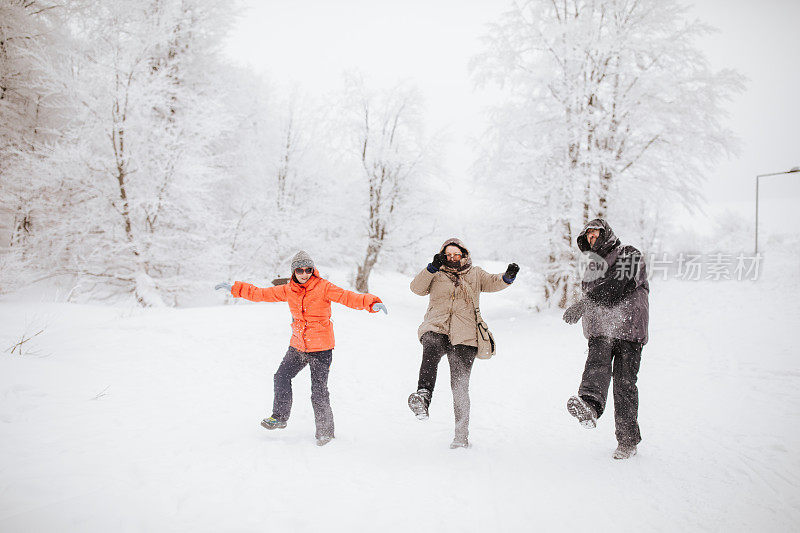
[
  {"xmin": 562, "ymin": 299, "xmax": 587, "ymax": 324},
  {"xmin": 503, "ymin": 263, "xmax": 520, "ymax": 283},
  {"xmin": 428, "ymin": 252, "xmax": 446, "ymax": 273}
]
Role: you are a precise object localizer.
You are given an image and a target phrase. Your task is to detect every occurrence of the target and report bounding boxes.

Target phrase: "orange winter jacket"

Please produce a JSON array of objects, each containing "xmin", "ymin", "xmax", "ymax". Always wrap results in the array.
[{"xmin": 230, "ymin": 270, "xmax": 381, "ymax": 352}]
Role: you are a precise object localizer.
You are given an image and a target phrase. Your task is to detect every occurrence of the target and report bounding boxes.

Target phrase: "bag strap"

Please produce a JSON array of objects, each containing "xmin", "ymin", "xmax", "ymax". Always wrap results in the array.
[
  {"xmin": 460, "ymin": 278, "xmax": 483, "ymax": 320},
  {"xmin": 461, "ymin": 274, "xmax": 495, "ymax": 359},
  {"xmin": 444, "ymin": 270, "xmax": 485, "ymax": 324}
]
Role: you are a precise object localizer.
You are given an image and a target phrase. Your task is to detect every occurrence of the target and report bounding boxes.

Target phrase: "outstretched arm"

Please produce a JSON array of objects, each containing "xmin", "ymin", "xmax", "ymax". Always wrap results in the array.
[
  {"xmin": 478, "ymin": 264, "xmax": 517, "ymax": 293},
  {"xmin": 325, "ymin": 282, "xmax": 382, "ymax": 312},
  {"xmin": 231, "ymin": 281, "xmax": 289, "ymax": 303}
]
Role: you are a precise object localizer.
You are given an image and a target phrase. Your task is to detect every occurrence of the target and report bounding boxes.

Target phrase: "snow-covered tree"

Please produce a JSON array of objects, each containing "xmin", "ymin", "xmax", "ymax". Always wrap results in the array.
[
  {"xmin": 341, "ymin": 77, "xmax": 432, "ymax": 293},
  {"xmin": 1, "ymin": 2, "xmax": 443, "ymax": 303},
  {"xmin": 216, "ymin": 77, "xmax": 330, "ymax": 283},
  {"xmin": 0, "ymin": 1, "xmax": 75, "ymax": 291},
  {"xmin": 472, "ymin": 0, "xmax": 743, "ymax": 307},
  {"xmin": 6, "ymin": 0, "xmax": 237, "ymax": 305}
]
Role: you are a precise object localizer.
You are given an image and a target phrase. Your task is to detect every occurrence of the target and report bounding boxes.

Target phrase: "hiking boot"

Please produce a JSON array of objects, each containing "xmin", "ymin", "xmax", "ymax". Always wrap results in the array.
[
  {"xmin": 260, "ymin": 417, "xmax": 287, "ymax": 430},
  {"xmin": 450, "ymin": 436, "xmax": 470, "ymax": 449},
  {"xmin": 408, "ymin": 389, "xmax": 431, "ymax": 420},
  {"xmin": 316, "ymin": 435, "xmax": 334, "ymax": 447},
  {"xmin": 566, "ymin": 395, "xmax": 597, "ymax": 429},
  {"xmin": 613, "ymin": 444, "xmax": 637, "ymax": 460}
]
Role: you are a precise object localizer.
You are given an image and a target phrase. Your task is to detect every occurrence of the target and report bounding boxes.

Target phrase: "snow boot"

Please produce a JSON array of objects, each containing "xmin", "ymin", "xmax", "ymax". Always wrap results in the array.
[
  {"xmin": 567, "ymin": 395, "xmax": 597, "ymax": 429},
  {"xmin": 408, "ymin": 389, "xmax": 431, "ymax": 420},
  {"xmin": 260, "ymin": 417, "xmax": 287, "ymax": 430},
  {"xmin": 316, "ymin": 435, "xmax": 334, "ymax": 447},
  {"xmin": 450, "ymin": 436, "xmax": 470, "ymax": 449},
  {"xmin": 613, "ymin": 444, "xmax": 637, "ymax": 460}
]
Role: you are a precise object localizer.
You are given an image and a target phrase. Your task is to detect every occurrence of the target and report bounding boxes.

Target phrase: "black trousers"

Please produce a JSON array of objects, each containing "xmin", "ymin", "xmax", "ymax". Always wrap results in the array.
[
  {"xmin": 417, "ymin": 331, "xmax": 477, "ymax": 439},
  {"xmin": 272, "ymin": 346, "xmax": 334, "ymax": 439},
  {"xmin": 578, "ymin": 336, "xmax": 643, "ymax": 446}
]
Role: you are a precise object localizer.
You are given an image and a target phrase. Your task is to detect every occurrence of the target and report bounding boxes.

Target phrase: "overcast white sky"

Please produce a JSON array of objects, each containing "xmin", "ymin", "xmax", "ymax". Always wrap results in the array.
[{"xmin": 224, "ymin": 0, "xmax": 800, "ymax": 239}]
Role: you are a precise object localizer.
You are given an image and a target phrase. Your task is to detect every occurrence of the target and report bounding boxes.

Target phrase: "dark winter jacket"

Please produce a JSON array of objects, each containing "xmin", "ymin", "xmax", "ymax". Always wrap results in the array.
[{"xmin": 578, "ymin": 219, "xmax": 649, "ymax": 345}]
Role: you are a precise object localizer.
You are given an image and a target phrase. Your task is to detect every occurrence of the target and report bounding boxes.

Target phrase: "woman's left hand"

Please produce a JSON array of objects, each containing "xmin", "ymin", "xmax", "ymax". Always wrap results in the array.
[{"xmin": 503, "ymin": 263, "xmax": 520, "ymax": 283}]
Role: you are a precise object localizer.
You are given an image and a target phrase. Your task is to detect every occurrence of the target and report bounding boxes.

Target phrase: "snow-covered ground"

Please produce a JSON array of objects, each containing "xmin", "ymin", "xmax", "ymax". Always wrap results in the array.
[{"xmin": 1, "ymin": 258, "xmax": 799, "ymax": 532}]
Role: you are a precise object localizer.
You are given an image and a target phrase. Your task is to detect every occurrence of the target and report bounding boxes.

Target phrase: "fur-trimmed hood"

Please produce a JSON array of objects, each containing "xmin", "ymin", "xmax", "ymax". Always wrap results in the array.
[{"xmin": 439, "ymin": 237, "xmax": 473, "ymax": 273}]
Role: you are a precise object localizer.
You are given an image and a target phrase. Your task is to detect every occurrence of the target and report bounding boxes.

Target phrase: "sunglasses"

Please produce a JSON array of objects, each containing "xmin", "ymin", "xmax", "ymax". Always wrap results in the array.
[{"xmin": 294, "ymin": 267, "xmax": 313, "ymax": 275}]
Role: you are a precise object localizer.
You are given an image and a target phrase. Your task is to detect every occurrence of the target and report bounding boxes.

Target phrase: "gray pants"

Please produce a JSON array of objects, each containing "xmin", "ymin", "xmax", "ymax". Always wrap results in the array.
[
  {"xmin": 417, "ymin": 332, "xmax": 477, "ymax": 439},
  {"xmin": 578, "ymin": 336, "xmax": 642, "ymax": 446},
  {"xmin": 272, "ymin": 346, "xmax": 334, "ymax": 439}
]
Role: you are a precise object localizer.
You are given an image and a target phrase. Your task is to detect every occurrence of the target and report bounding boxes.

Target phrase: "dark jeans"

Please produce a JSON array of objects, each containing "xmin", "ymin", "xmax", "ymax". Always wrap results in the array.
[
  {"xmin": 417, "ymin": 332, "xmax": 477, "ymax": 439},
  {"xmin": 578, "ymin": 336, "xmax": 643, "ymax": 446},
  {"xmin": 272, "ymin": 346, "xmax": 334, "ymax": 439}
]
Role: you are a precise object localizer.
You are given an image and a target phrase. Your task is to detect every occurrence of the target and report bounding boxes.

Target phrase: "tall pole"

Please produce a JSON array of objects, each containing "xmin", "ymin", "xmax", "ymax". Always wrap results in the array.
[
  {"xmin": 755, "ymin": 167, "xmax": 800, "ymax": 254},
  {"xmin": 755, "ymin": 175, "xmax": 759, "ymax": 254}
]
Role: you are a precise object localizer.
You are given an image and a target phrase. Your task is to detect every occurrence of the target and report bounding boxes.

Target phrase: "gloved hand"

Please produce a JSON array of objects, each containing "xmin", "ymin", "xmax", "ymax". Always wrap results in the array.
[
  {"xmin": 562, "ymin": 299, "xmax": 587, "ymax": 324},
  {"xmin": 429, "ymin": 252, "xmax": 446, "ymax": 272},
  {"xmin": 503, "ymin": 263, "xmax": 520, "ymax": 283},
  {"xmin": 372, "ymin": 303, "xmax": 388, "ymax": 315},
  {"xmin": 215, "ymin": 282, "xmax": 232, "ymax": 292}
]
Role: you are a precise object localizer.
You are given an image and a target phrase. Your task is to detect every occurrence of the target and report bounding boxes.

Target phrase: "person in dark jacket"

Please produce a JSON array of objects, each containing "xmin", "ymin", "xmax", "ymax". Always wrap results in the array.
[{"xmin": 562, "ymin": 219, "xmax": 649, "ymax": 460}]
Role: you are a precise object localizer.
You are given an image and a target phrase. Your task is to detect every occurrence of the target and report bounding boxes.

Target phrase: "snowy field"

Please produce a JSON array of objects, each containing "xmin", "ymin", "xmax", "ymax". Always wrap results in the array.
[{"xmin": 1, "ymin": 258, "xmax": 799, "ymax": 532}]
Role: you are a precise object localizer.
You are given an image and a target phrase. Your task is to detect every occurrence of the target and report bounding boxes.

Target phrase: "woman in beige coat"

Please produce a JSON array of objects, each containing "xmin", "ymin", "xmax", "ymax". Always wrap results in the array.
[{"xmin": 408, "ymin": 238, "xmax": 518, "ymax": 448}]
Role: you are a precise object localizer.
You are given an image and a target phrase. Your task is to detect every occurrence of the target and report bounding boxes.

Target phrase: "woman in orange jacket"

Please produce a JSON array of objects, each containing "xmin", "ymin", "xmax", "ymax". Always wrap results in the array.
[{"xmin": 216, "ymin": 251, "xmax": 386, "ymax": 446}]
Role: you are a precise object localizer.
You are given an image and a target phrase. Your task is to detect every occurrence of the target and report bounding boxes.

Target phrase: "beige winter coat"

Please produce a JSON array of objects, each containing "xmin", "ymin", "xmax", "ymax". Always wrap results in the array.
[{"xmin": 410, "ymin": 239, "xmax": 510, "ymax": 347}]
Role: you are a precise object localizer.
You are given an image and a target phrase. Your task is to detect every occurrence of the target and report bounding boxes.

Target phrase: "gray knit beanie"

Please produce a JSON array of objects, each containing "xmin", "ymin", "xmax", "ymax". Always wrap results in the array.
[{"xmin": 290, "ymin": 250, "xmax": 314, "ymax": 271}]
